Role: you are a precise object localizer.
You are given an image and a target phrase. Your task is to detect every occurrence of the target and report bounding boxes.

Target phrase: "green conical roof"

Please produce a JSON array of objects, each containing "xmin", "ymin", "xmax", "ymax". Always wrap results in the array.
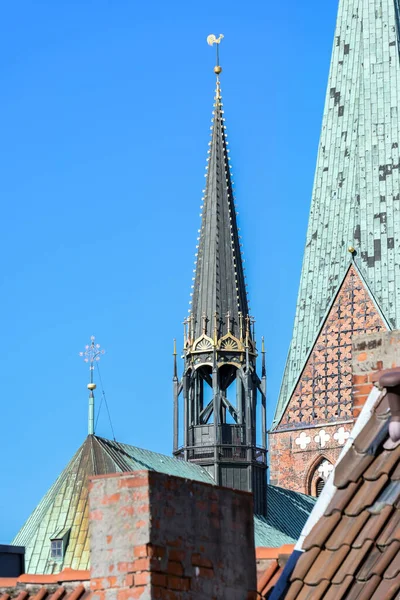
[{"xmin": 12, "ymin": 435, "xmax": 214, "ymax": 574}]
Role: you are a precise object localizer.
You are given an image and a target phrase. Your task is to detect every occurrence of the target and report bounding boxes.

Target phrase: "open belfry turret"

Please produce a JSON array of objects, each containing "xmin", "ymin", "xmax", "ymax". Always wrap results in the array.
[{"xmin": 173, "ymin": 35, "xmax": 267, "ymax": 514}]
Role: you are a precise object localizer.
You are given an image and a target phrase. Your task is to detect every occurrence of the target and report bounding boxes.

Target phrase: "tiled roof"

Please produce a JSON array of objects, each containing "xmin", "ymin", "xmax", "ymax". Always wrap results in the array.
[
  {"xmin": 12, "ymin": 435, "xmax": 215, "ymax": 574},
  {"xmin": 254, "ymin": 487, "xmax": 316, "ymax": 548},
  {"xmin": 13, "ymin": 435, "xmax": 315, "ymax": 573},
  {"xmin": 256, "ymin": 546, "xmax": 294, "ymax": 597},
  {"xmin": 271, "ymin": 385, "xmax": 400, "ymax": 599},
  {"xmin": 0, "ymin": 570, "xmax": 90, "ymax": 600},
  {"xmin": 266, "ymin": 486, "xmax": 316, "ymax": 542}
]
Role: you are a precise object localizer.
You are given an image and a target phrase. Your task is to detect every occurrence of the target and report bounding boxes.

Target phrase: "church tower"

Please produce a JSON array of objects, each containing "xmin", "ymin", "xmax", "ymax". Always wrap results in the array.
[
  {"xmin": 270, "ymin": 0, "xmax": 400, "ymax": 495},
  {"xmin": 173, "ymin": 36, "xmax": 267, "ymax": 515}
]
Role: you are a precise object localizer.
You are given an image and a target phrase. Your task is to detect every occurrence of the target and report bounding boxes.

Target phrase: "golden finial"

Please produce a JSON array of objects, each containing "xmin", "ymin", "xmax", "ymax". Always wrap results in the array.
[
  {"xmin": 348, "ymin": 246, "xmax": 355, "ymax": 254},
  {"xmin": 207, "ymin": 34, "xmax": 224, "ymax": 75},
  {"xmin": 261, "ymin": 336, "xmax": 265, "ymax": 354},
  {"xmin": 173, "ymin": 338, "xmax": 177, "ymax": 356}
]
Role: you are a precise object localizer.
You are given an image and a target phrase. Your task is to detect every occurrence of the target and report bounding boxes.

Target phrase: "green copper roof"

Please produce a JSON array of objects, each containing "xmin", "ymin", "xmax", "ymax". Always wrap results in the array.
[
  {"xmin": 273, "ymin": 0, "xmax": 400, "ymax": 427},
  {"xmin": 12, "ymin": 435, "xmax": 215, "ymax": 574},
  {"xmin": 13, "ymin": 436, "xmax": 314, "ymax": 572}
]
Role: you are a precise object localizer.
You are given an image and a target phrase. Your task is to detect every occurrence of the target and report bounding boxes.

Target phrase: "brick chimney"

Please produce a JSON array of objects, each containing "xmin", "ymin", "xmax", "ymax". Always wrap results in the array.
[
  {"xmin": 352, "ymin": 330, "xmax": 400, "ymax": 418},
  {"xmin": 89, "ymin": 470, "xmax": 258, "ymax": 600}
]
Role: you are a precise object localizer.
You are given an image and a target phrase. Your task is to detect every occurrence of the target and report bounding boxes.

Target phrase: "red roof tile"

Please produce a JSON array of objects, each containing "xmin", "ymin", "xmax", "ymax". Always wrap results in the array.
[
  {"xmin": 277, "ymin": 385, "xmax": 400, "ymax": 600},
  {"xmin": 0, "ymin": 571, "xmax": 90, "ymax": 600}
]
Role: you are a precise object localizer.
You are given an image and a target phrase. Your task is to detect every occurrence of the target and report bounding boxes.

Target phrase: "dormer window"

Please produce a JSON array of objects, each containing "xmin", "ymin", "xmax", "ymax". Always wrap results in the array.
[
  {"xmin": 50, "ymin": 539, "xmax": 63, "ymax": 559},
  {"xmin": 50, "ymin": 527, "xmax": 70, "ymax": 561}
]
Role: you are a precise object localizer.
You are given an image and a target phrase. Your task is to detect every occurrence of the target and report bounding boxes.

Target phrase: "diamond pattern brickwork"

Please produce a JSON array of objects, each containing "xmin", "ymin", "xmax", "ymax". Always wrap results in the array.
[{"xmin": 278, "ymin": 265, "xmax": 386, "ymax": 429}]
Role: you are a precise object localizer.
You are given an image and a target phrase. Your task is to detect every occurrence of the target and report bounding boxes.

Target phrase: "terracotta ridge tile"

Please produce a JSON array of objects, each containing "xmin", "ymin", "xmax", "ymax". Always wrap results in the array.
[
  {"xmin": 290, "ymin": 547, "xmax": 320, "ymax": 582},
  {"xmin": 302, "ymin": 512, "xmax": 342, "ymax": 551},
  {"xmin": 66, "ymin": 585, "xmax": 85, "ymax": 600},
  {"xmin": 334, "ymin": 448, "xmax": 374, "ymax": 489},
  {"xmin": 364, "ymin": 444, "xmax": 400, "ymax": 481},
  {"xmin": 322, "ymin": 575, "xmax": 354, "ymax": 600},
  {"xmin": 32, "ymin": 587, "xmax": 48, "ymax": 600},
  {"xmin": 324, "ymin": 481, "xmax": 362, "ymax": 516},
  {"xmin": 377, "ymin": 508, "xmax": 400, "ymax": 547},
  {"xmin": 344, "ymin": 474, "xmax": 389, "ymax": 516},
  {"xmin": 382, "ymin": 545, "xmax": 400, "ymax": 580},
  {"xmin": 296, "ymin": 580, "xmax": 330, "ymax": 600},
  {"xmin": 391, "ymin": 463, "xmax": 400, "ymax": 480},
  {"xmin": 374, "ymin": 390, "xmax": 390, "ymax": 416},
  {"xmin": 353, "ymin": 414, "xmax": 389, "ymax": 455},
  {"xmin": 14, "ymin": 592, "xmax": 29, "ymax": 600},
  {"xmin": 331, "ymin": 540, "xmax": 374, "ymax": 584},
  {"xmin": 356, "ymin": 540, "xmax": 400, "ymax": 582},
  {"xmin": 48, "ymin": 588, "xmax": 65, "ymax": 600},
  {"xmin": 284, "ymin": 580, "xmax": 303, "ymax": 600},
  {"xmin": 325, "ymin": 511, "xmax": 370, "ymax": 551},
  {"xmin": 370, "ymin": 577, "xmax": 400, "ymax": 600},
  {"xmin": 257, "ymin": 560, "xmax": 278, "ymax": 593},
  {"xmin": 303, "ymin": 545, "xmax": 351, "ymax": 586},
  {"xmin": 353, "ymin": 505, "xmax": 393, "ymax": 548},
  {"xmin": 345, "ymin": 574, "xmax": 381, "ymax": 600}
]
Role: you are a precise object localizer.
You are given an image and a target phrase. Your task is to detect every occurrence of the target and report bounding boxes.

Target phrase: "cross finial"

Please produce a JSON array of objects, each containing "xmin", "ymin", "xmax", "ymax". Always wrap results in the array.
[{"xmin": 79, "ymin": 335, "xmax": 105, "ymax": 435}]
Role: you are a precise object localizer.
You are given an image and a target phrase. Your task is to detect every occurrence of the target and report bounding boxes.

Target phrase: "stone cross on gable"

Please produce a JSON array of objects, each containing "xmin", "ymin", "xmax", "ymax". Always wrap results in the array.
[
  {"xmin": 295, "ymin": 431, "xmax": 311, "ymax": 450},
  {"xmin": 333, "ymin": 426, "xmax": 350, "ymax": 445},
  {"xmin": 318, "ymin": 460, "xmax": 334, "ymax": 480},
  {"xmin": 314, "ymin": 429, "xmax": 330, "ymax": 448}
]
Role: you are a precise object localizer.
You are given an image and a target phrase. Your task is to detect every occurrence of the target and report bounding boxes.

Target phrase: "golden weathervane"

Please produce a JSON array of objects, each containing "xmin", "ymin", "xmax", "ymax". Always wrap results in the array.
[{"xmin": 207, "ymin": 33, "xmax": 224, "ymax": 75}]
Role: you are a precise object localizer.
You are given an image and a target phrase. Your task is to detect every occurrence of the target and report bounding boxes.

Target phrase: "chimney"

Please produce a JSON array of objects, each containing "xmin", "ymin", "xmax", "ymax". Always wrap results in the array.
[{"xmin": 89, "ymin": 470, "xmax": 258, "ymax": 600}]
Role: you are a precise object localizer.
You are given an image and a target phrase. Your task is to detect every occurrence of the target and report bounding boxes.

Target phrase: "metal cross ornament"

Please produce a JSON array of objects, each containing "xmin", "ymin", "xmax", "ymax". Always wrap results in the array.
[{"xmin": 79, "ymin": 336, "xmax": 105, "ymax": 380}]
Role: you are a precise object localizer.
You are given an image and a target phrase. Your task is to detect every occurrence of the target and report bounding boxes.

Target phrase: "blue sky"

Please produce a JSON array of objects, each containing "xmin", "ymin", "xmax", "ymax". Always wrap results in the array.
[{"xmin": 0, "ymin": 0, "xmax": 338, "ymax": 540}]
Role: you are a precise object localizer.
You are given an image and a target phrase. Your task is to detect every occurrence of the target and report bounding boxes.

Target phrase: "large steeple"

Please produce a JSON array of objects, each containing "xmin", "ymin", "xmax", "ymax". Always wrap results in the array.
[
  {"xmin": 173, "ymin": 36, "xmax": 267, "ymax": 514},
  {"xmin": 189, "ymin": 73, "xmax": 249, "ymax": 343},
  {"xmin": 269, "ymin": 0, "xmax": 400, "ymax": 494}
]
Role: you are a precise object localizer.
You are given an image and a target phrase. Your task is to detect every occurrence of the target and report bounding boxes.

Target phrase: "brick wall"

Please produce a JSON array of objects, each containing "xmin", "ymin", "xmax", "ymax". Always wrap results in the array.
[
  {"xmin": 269, "ymin": 424, "xmax": 344, "ymax": 493},
  {"xmin": 270, "ymin": 329, "xmax": 400, "ymax": 495},
  {"xmin": 89, "ymin": 470, "xmax": 258, "ymax": 600},
  {"xmin": 269, "ymin": 265, "xmax": 386, "ymax": 495},
  {"xmin": 352, "ymin": 329, "xmax": 400, "ymax": 416}
]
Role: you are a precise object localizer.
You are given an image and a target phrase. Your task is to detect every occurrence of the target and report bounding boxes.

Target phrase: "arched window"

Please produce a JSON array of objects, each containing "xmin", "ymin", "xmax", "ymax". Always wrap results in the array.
[
  {"xmin": 308, "ymin": 458, "xmax": 334, "ymax": 496},
  {"xmin": 316, "ymin": 477, "xmax": 325, "ymax": 497}
]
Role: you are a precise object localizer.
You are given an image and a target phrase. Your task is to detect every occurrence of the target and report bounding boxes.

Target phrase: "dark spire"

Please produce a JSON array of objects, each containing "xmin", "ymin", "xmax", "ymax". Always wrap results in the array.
[
  {"xmin": 189, "ymin": 79, "xmax": 249, "ymax": 343},
  {"xmin": 173, "ymin": 37, "xmax": 267, "ymax": 515}
]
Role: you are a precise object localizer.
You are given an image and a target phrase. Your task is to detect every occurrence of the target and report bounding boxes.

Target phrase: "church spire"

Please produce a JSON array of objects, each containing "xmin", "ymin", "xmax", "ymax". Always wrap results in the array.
[
  {"xmin": 188, "ymin": 34, "xmax": 250, "ymax": 345},
  {"xmin": 173, "ymin": 37, "xmax": 266, "ymax": 515}
]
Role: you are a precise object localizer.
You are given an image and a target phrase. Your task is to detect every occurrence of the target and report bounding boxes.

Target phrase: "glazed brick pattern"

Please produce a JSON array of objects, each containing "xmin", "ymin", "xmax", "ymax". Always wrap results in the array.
[
  {"xmin": 269, "ymin": 425, "xmax": 343, "ymax": 494},
  {"xmin": 279, "ymin": 266, "xmax": 385, "ymax": 429},
  {"xmin": 270, "ymin": 266, "xmax": 386, "ymax": 494},
  {"xmin": 89, "ymin": 470, "xmax": 258, "ymax": 600}
]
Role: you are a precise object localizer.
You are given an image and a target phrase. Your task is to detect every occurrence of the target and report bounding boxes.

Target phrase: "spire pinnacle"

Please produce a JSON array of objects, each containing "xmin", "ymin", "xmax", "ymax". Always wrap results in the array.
[
  {"xmin": 79, "ymin": 335, "xmax": 105, "ymax": 435},
  {"xmin": 207, "ymin": 33, "xmax": 224, "ymax": 76}
]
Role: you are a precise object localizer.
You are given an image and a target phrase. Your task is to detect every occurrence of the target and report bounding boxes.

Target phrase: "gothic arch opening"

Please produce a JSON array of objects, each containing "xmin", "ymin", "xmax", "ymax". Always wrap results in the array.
[{"xmin": 308, "ymin": 457, "xmax": 334, "ymax": 497}]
